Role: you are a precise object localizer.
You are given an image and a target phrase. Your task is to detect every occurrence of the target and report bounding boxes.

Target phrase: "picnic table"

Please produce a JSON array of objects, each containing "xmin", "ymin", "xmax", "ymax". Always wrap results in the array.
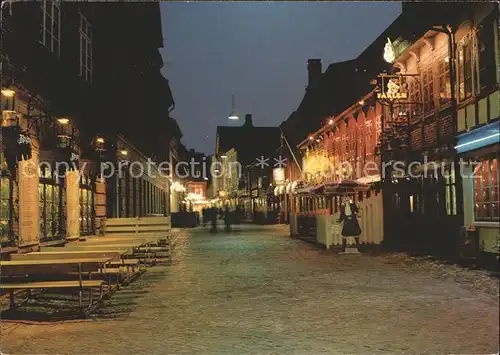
[
  {"xmin": 10, "ymin": 249, "xmax": 142, "ymax": 284},
  {"xmin": 16, "ymin": 250, "xmax": 129, "ymax": 261},
  {"xmin": 0, "ymin": 257, "xmax": 113, "ymax": 314}
]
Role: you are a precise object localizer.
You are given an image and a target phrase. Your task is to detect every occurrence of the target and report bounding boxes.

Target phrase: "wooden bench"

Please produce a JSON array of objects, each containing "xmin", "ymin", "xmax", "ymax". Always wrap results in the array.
[
  {"xmin": 0, "ymin": 280, "xmax": 105, "ymax": 311},
  {"xmin": 11, "ymin": 251, "xmax": 138, "ymax": 285},
  {"xmin": 10, "ymin": 250, "xmax": 127, "ymax": 262},
  {"xmin": 0, "ymin": 258, "xmax": 112, "ymax": 315},
  {"xmin": 103, "ymin": 216, "xmax": 171, "ymax": 237}
]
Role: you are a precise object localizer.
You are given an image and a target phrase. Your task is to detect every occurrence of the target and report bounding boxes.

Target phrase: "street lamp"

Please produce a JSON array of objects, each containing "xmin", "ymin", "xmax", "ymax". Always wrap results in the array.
[
  {"xmin": 1, "ymin": 88, "xmax": 15, "ymax": 97},
  {"xmin": 57, "ymin": 117, "xmax": 69, "ymax": 125},
  {"xmin": 228, "ymin": 93, "xmax": 238, "ymax": 120}
]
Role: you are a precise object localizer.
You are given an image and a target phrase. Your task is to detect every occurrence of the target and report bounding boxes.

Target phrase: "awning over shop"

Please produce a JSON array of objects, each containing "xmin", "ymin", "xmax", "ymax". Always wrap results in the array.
[
  {"xmin": 356, "ymin": 174, "xmax": 381, "ymax": 184},
  {"xmin": 323, "ymin": 179, "xmax": 370, "ymax": 196},
  {"xmin": 455, "ymin": 121, "xmax": 500, "ymax": 154},
  {"xmin": 295, "ymin": 184, "xmax": 324, "ymax": 195}
]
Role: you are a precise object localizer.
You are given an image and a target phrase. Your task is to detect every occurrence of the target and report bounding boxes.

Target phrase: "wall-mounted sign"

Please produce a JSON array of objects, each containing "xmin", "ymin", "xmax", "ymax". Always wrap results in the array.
[
  {"xmin": 377, "ymin": 75, "xmax": 408, "ymax": 100},
  {"xmin": 251, "ymin": 188, "xmax": 259, "ymax": 197},
  {"xmin": 17, "ymin": 133, "xmax": 32, "ymax": 161},
  {"xmin": 17, "ymin": 134, "xmax": 31, "ymax": 145},
  {"xmin": 383, "ymin": 37, "xmax": 395, "ymax": 63}
]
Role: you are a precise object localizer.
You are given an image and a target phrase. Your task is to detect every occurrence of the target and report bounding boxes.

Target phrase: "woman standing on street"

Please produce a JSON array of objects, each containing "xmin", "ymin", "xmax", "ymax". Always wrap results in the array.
[{"xmin": 339, "ymin": 195, "xmax": 362, "ymax": 251}]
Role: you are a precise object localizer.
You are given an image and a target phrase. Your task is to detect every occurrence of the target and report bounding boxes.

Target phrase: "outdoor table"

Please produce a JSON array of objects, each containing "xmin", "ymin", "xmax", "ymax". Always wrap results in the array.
[
  {"xmin": 0, "ymin": 258, "xmax": 113, "ymax": 311},
  {"xmin": 0, "ymin": 257, "xmax": 113, "ymax": 275},
  {"xmin": 11, "ymin": 250, "xmax": 128, "ymax": 262}
]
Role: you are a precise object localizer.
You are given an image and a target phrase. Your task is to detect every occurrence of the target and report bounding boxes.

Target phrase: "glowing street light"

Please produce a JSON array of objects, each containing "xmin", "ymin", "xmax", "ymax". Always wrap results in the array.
[
  {"xmin": 228, "ymin": 93, "xmax": 239, "ymax": 120},
  {"xmin": 1, "ymin": 88, "xmax": 15, "ymax": 97}
]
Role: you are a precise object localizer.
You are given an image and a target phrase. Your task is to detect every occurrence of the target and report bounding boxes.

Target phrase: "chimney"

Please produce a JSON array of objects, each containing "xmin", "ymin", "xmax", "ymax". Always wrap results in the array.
[
  {"xmin": 244, "ymin": 114, "xmax": 253, "ymax": 127},
  {"xmin": 307, "ymin": 59, "xmax": 322, "ymax": 88}
]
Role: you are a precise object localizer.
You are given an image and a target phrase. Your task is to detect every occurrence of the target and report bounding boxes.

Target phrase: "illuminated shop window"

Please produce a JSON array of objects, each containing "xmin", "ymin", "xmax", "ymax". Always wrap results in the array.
[
  {"xmin": 445, "ymin": 165, "xmax": 456, "ymax": 216},
  {"xmin": 474, "ymin": 157, "xmax": 499, "ymax": 221},
  {"xmin": 0, "ymin": 153, "xmax": 12, "ymax": 244}
]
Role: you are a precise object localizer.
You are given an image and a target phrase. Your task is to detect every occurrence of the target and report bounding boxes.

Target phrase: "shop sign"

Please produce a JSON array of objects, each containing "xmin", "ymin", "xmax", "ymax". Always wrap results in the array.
[
  {"xmin": 273, "ymin": 167, "xmax": 285, "ymax": 185},
  {"xmin": 17, "ymin": 133, "xmax": 32, "ymax": 161},
  {"xmin": 377, "ymin": 76, "xmax": 408, "ymax": 100},
  {"xmin": 251, "ymin": 188, "xmax": 259, "ymax": 197}
]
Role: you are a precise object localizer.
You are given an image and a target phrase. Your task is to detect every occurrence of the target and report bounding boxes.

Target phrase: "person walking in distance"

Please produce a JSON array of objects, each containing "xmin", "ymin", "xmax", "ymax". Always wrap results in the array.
[
  {"xmin": 210, "ymin": 207, "xmax": 218, "ymax": 233},
  {"xmin": 224, "ymin": 206, "xmax": 232, "ymax": 232}
]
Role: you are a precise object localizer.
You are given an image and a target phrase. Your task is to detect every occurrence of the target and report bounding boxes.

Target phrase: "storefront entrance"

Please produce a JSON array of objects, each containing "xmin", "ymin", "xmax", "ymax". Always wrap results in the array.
[
  {"xmin": 0, "ymin": 153, "xmax": 14, "ymax": 246},
  {"xmin": 39, "ymin": 167, "xmax": 66, "ymax": 242},
  {"xmin": 80, "ymin": 174, "xmax": 95, "ymax": 235}
]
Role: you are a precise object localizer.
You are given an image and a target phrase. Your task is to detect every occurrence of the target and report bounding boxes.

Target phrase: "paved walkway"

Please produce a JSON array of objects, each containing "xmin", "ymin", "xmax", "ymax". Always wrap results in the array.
[{"xmin": 1, "ymin": 225, "xmax": 499, "ymax": 354}]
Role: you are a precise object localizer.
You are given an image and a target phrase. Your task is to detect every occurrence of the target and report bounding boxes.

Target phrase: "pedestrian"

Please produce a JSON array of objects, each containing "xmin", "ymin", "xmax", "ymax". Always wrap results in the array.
[
  {"xmin": 224, "ymin": 206, "xmax": 231, "ymax": 232},
  {"xmin": 210, "ymin": 207, "xmax": 218, "ymax": 233},
  {"xmin": 339, "ymin": 195, "xmax": 362, "ymax": 251},
  {"xmin": 202, "ymin": 208, "xmax": 207, "ymax": 227}
]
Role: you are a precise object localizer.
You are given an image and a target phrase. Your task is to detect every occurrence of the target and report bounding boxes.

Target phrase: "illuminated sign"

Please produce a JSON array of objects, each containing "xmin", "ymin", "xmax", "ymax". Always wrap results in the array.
[
  {"xmin": 273, "ymin": 168, "xmax": 285, "ymax": 185},
  {"xmin": 377, "ymin": 76, "xmax": 408, "ymax": 100},
  {"xmin": 17, "ymin": 134, "xmax": 31, "ymax": 145},
  {"xmin": 383, "ymin": 38, "xmax": 395, "ymax": 63}
]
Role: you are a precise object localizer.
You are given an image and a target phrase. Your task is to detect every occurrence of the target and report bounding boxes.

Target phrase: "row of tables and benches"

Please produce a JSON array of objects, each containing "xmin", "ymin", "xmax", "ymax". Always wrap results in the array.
[{"xmin": 0, "ymin": 217, "xmax": 177, "ymax": 318}]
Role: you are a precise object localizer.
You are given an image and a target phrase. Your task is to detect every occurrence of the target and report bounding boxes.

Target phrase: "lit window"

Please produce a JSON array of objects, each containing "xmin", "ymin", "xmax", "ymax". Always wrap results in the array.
[
  {"xmin": 0, "ymin": 154, "xmax": 12, "ymax": 244},
  {"xmin": 445, "ymin": 165, "xmax": 456, "ymax": 216},
  {"xmin": 408, "ymin": 77, "xmax": 422, "ymax": 122},
  {"xmin": 436, "ymin": 47, "xmax": 451, "ymax": 107},
  {"xmin": 40, "ymin": 0, "xmax": 61, "ymax": 55},
  {"xmin": 474, "ymin": 157, "xmax": 499, "ymax": 221},
  {"xmin": 79, "ymin": 12, "xmax": 92, "ymax": 82}
]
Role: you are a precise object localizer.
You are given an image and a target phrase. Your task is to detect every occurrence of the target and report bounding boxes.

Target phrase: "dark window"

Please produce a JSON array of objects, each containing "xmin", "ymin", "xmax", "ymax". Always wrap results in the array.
[
  {"xmin": 458, "ymin": 43, "xmax": 474, "ymax": 101},
  {"xmin": 477, "ymin": 18, "xmax": 497, "ymax": 93}
]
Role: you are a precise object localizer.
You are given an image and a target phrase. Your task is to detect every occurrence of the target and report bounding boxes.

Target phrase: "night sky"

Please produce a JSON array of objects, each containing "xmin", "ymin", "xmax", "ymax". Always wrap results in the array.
[{"xmin": 159, "ymin": 2, "xmax": 402, "ymax": 155}]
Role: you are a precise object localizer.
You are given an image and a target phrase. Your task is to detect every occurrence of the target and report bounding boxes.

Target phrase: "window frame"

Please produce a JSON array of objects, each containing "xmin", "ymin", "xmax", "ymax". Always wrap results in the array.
[
  {"xmin": 422, "ymin": 65, "xmax": 435, "ymax": 114},
  {"xmin": 40, "ymin": 0, "xmax": 61, "ymax": 55},
  {"xmin": 444, "ymin": 165, "xmax": 457, "ymax": 216},
  {"xmin": 79, "ymin": 11, "xmax": 92, "ymax": 82},
  {"xmin": 435, "ymin": 45, "xmax": 452, "ymax": 108},
  {"xmin": 473, "ymin": 156, "xmax": 499, "ymax": 222},
  {"xmin": 476, "ymin": 16, "xmax": 497, "ymax": 94},
  {"xmin": 457, "ymin": 35, "xmax": 475, "ymax": 102}
]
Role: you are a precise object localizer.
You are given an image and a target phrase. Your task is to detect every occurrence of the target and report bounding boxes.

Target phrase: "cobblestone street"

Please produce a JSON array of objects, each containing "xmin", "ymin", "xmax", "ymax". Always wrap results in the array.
[{"xmin": 1, "ymin": 225, "xmax": 499, "ymax": 354}]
